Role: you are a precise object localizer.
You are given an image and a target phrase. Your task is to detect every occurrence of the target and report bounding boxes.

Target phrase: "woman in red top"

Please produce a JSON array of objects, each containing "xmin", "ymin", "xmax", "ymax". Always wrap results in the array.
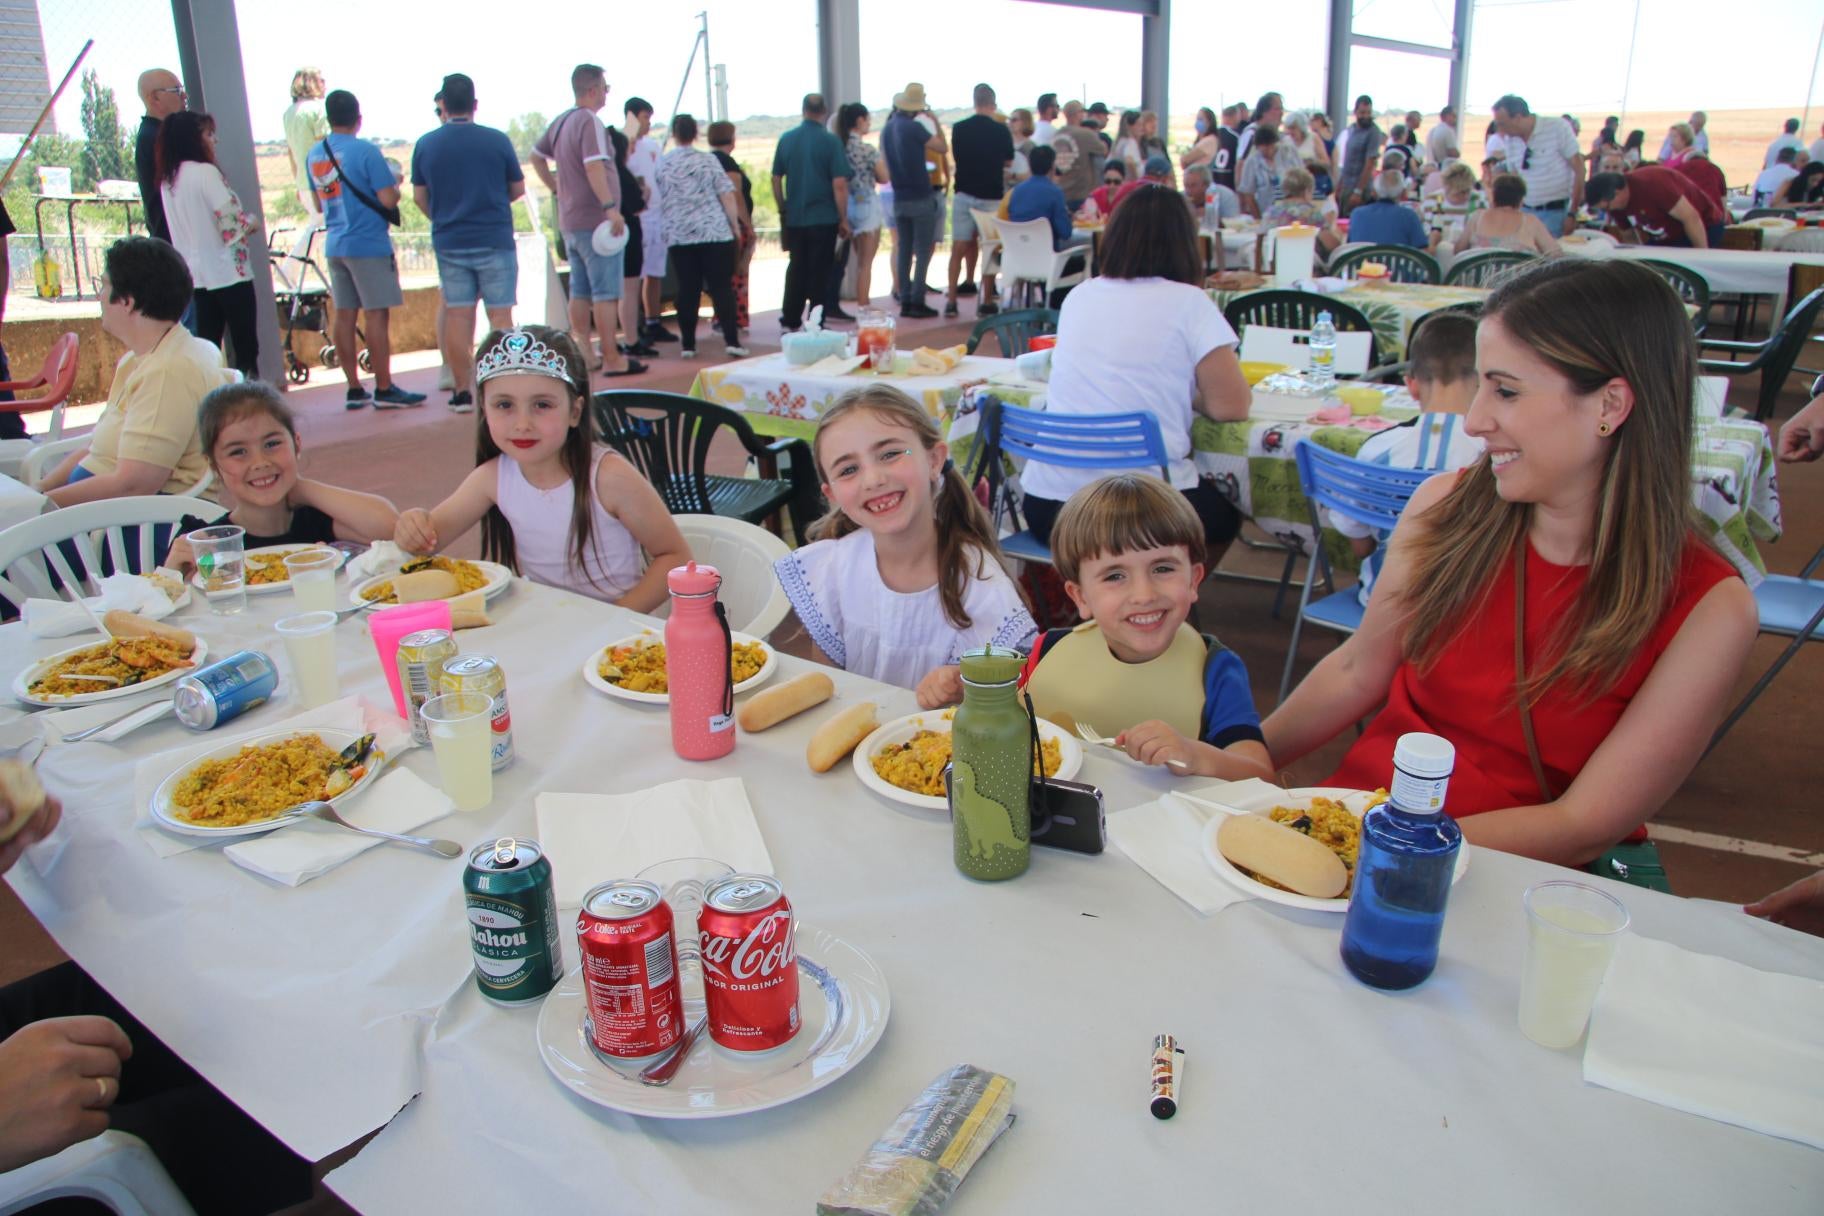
[{"xmin": 1266, "ymin": 259, "xmax": 1757, "ymax": 866}]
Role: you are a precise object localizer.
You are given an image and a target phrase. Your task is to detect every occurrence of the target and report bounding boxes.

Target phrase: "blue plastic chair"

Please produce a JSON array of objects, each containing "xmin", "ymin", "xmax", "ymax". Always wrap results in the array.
[
  {"xmin": 970, "ymin": 399, "xmax": 1170, "ymax": 567},
  {"xmin": 1278, "ymin": 440, "xmax": 1434, "ymax": 705},
  {"xmin": 1707, "ymin": 540, "xmax": 1824, "ymax": 752}
]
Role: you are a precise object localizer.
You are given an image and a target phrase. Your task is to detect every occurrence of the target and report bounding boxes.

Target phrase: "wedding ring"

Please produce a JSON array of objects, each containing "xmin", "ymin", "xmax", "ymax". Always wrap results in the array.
[{"xmin": 94, "ymin": 1076, "xmax": 109, "ymax": 1104}]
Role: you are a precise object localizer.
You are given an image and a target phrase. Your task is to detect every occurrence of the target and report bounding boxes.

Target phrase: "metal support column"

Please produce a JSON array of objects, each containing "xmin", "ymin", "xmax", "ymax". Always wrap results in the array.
[
  {"xmin": 1448, "ymin": 0, "xmax": 1475, "ymax": 121},
  {"xmin": 168, "ymin": 0, "xmax": 284, "ymax": 387},
  {"xmin": 1326, "ymin": 0, "xmax": 1352, "ymax": 128},
  {"xmin": 817, "ymin": 0, "xmax": 862, "ymax": 107},
  {"xmin": 1140, "ymin": 0, "xmax": 1170, "ymax": 132}
]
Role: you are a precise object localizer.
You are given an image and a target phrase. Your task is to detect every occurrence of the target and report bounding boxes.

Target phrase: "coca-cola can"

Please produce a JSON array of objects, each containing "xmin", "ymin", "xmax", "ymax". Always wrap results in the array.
[
  {"xmin": 576, "ymin": 880, "xmax": 682, "ymax": 1059},
  {"xmin": 698, "ymin": 874, "xmax": 800, "ymax": 1051}
]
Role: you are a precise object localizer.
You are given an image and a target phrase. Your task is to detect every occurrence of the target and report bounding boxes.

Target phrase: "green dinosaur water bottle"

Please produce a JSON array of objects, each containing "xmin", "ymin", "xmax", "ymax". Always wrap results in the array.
[{"xmin": 950, "ymin": 645, "xmax": 1031, "ymax": 881}]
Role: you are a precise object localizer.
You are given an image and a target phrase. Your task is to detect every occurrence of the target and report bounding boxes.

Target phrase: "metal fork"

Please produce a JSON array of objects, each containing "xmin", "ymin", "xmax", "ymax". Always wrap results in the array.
[
  {"xmin": 282, "ymin": 800, "xmax": 464, "ymax": 858},
  {"xmin": 1072, "ymin": 721, "xmax": 1190, "ymax": 770},
  {"xmin": 637, "ymin": 1016, "xmax": 709, "ymax": 1086}
]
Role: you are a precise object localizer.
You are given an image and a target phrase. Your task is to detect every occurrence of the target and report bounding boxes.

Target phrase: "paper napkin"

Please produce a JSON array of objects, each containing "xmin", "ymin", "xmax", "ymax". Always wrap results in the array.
[
  {"xmin": 534, "ymin": 777, "xmax": 773, "ymax": 908},
  {"xmin": 223, "ymin": 769, "xmax": 455, "ymax": 886},
  {"xmin": 1106, "ymin": 778, "xmax": 1288, "ymax": 915},
  {"xmin": 24, "ymin": 571, "xmax": 180, "ymax": 638}
]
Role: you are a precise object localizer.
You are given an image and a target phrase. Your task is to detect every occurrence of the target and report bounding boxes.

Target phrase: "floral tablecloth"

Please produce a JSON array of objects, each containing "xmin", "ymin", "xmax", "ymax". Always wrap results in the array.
[
  {"xmin": 1212, "ymin": 281, "xmax": 1490, "ymax": 361},
  {"xmin": 689, "ymin": 352, "xmax": 1021, "ymax": 441}
]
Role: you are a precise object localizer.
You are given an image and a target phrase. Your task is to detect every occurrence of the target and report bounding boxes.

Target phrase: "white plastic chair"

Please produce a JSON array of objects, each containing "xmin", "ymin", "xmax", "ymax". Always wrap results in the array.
[
  {"xmin": 969, "ymin": 208, "xmax": 1004, "ymax": 298},
  {"xmin": 1774, "ymin": 227, "xmax": 1824, "ymax": 253},
  {"xmin": 995, "ymin": 216, "xmax": 1090, "ymax": 309},
  {"xmin": 18, "ymin": 438, "xmax": 213, "ymax": 500},
  {"xmin": 0, "ymin": 494, "xmax": 225, "ymax": 610},
  {"xmin": 649, "ymin": 514, "xmax": 792, "ymax": 638},
  {"xmin": 1239, "ymin": 325, "xmax": 1374, "ymax": 376},
  {"xmin": 0, "ymin": 1130, "xmax": 197, "ymax": 1216}
]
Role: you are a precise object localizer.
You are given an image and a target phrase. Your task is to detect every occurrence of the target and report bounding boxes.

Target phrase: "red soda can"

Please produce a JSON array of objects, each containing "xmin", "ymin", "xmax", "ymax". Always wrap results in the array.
[
  {"xmin": 698, "ymin": 874, "xmax": 800, "ymax": 1051},
  {"xmin": 576, "ymin": 880, "xmax": 682, "ymax": 1059}
]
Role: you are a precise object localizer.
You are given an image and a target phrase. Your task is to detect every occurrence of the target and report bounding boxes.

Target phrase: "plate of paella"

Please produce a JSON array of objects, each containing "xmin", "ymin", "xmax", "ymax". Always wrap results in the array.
[
  {"xmin": 13, "ymin": 635, "xmax": 209, "ymax": 707},
  {"xmin": 351, "ymin": 556, "xmax": 512, "ymax": 607},
  {"xmin": 189, "ymin": 545, "xmax": 345, "ymax": 596},
  {"xmin": 853, "ymin": 710, "xmax": 1081, "ymax": 814},
  {"xmin": 1196, "ymin": 786, "xmax": 1471, "ymax": 912},
  {"xmin": 582, "ymin": 630, "xmax": 777, "ymax": 704},
  {"xmin": 148, "ymin": 728, "xmax": 386, "ymax": 838}
]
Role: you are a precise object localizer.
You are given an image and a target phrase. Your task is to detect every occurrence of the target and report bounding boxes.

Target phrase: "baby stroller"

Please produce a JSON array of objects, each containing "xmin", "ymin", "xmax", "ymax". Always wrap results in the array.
[{"xmin": 269, "ymin": 225, "xmax": 368, "ymax": 384}]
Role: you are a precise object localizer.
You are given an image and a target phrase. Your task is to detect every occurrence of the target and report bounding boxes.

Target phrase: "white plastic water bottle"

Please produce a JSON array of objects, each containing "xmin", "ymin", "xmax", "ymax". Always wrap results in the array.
[{"xmin": 1309, "ymin": 311, "xmax": 1337, "ymax": 389}]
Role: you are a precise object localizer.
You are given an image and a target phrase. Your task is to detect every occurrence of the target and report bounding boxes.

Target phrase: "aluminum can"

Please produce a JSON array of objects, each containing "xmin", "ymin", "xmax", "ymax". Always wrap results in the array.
[
  {"xmin": 438, "ymin": 654, "xmax": 513, "ymax": 771},
  {"xmin": 396, "ymin": 628, "xmax": 457, "ymax": 746},
  {"xmin": 464, "ymin": 837, "xmax": 562, "ymax": 1004},
  {"xmin": 172, "ymin": 650, "xmax": 279, "ymax": 731},
  {"xmin": 577, "ymin": 880, "xmax": 683, "ymax": 1058},
  {"xmin": 698, "ymin": 873, "xmax": 799, "ymax": 1051}
]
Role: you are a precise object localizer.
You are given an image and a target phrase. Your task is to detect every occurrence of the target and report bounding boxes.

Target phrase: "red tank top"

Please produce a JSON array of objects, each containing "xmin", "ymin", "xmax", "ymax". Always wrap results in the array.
[{"xmin": 1328, "ymin": 535, "xmax": 1736, "ymax": 823}]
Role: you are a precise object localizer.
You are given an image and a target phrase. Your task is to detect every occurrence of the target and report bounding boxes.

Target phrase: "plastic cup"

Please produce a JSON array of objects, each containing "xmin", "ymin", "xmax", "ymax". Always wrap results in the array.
[
  {"xmin": 368, "ymin": 600, "xmax": 453, "ymax": 718},
  {"xmin": 1518, "ymin": 880, "xmax": 1630, "ymax": 1050},
  {"xmin": 284, "ymin": 549, "xmax": 340, "ymax": 614},
  {"xmin": 421, "ymin": 692, "xmax": 492, "ymax": 812},
  {"xmin": 188, "ymin": 525, "xmax": 246, "ymax": 615},
  {"xmin": 274, "ymin": 610, "xmax": 340, "ymax": 709},
  {"xmin": 634, "ymin": 857, "xmax": 735, "ymax": 1000}
]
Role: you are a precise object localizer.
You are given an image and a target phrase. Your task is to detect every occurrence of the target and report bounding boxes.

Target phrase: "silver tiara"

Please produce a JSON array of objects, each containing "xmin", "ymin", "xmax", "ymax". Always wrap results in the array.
[{"xmin": 476, "ymin": 330, "xmax": 572, "ymax": 385}]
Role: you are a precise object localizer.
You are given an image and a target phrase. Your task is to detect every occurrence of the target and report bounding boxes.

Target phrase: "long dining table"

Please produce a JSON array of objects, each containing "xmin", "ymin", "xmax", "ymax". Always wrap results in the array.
[{"xmin": 3, "ymin": 574, "xmax": 1822, "ymax": 1214}]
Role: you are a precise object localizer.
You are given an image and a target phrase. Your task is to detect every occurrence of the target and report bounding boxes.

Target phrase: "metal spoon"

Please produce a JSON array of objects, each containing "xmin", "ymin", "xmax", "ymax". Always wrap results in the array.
[
  {"xmin": 638, "ymin": 1016, "xmax": 709, "ymax": 1086},
  {"xmin": 282, "ymin": 799, "xmax": 463, "ymax": 858}
]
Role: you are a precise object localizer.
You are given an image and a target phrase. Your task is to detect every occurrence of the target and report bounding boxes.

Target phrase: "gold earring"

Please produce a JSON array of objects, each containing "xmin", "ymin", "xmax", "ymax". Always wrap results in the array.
[{"xmin": 1598, "ymin": 422, "xmax": 1612, "ymax": 436}]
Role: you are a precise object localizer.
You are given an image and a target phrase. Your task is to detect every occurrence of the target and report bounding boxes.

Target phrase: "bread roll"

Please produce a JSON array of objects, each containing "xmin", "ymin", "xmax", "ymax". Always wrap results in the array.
[
  {"xmin": 448, "ymin": 591, "xmax": 491, "ymax": 630},
  {"xmin": 0, "ymin": 760, "xmax": 46, "ymax": 844},
  {"xmin": 102, "ymin": 610, "xmax": 196, "ymax": 653},
  {"xmin": 807, "ymin": 702, "xmax": 877, "ymax": 773},
  {"xmin": 393, "ymin": 569, "xmax": 461, "ymax": 603},
  {"xmin": 738, "ymin": 672, "xmax": 835, "ymax": 733},
  {"xmin": 1216, "ymin": 813, "xmax": 1348, "ymax": 898}
]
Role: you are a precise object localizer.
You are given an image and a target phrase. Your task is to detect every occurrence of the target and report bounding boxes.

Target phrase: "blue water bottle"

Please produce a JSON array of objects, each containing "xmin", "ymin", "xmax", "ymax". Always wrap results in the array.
[{"xmin": 1340, "ymin": 733, "xmax": 1462, "ymax": 990}]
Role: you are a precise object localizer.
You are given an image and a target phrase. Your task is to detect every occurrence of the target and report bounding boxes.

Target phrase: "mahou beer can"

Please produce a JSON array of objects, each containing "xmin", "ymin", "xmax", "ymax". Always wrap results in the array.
[
  {"xmin": 699, "ymin": 874, "xmax": 800, "ymax": 1051},
  {"xmin": 576, "ymin": 880, "xmax": 682, "ymax": 1059},
  {"xmin": 464, "ymin": 837, "xmax": 563, "ymax": 1004}
]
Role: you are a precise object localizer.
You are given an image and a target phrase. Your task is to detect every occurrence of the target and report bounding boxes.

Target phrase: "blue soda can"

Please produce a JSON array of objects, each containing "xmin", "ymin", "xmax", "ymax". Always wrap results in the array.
[{"xmin": 172, "ymin": 650, "xmax": 280, "ymax": 730}]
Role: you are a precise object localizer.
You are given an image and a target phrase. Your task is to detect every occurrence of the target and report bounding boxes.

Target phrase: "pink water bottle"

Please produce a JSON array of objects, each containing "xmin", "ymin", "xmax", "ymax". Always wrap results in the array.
[{"xmin": 666, "ymin": 561, "xmax": 736, "ymax": 760}]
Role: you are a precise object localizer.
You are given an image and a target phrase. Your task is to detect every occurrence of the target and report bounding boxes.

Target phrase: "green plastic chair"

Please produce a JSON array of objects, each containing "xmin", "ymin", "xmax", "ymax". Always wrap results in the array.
[{"xmin": 965, "ymin": 308, "xmax": 1059, "ymax": 357}]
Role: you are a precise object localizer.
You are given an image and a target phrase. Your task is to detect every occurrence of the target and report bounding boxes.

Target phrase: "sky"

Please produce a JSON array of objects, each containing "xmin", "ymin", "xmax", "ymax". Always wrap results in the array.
[{"xmin": 22, "ymin": 0, "xmax": 1824, "ymax": 147}]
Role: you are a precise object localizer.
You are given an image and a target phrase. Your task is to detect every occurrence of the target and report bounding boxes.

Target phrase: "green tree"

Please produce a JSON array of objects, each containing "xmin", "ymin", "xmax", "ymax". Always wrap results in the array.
[
  {"xmin": 77, "ymin": 69, "xmax": 130, "ymax": 190},
  {"xmin": 504, "ymin": 112, "xmax": 548, "ymax": 162}
]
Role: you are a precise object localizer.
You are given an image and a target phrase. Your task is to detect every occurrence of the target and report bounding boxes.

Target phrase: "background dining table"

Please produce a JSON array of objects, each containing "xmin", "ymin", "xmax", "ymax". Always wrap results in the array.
[
  {"xmin": 0, "ymin": 470, "xmax": 49, "ymax": 533},
  {"xmin": 3, "ymin": 564, "xmax": 1821, "ymax": 1214}
]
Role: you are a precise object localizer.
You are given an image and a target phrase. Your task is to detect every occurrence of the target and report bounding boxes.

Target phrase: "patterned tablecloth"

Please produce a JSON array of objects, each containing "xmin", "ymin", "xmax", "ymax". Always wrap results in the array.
[
  {"xmin": 688, "ymin": 351, "xmax": 1020, "ymax": 441},
  {"xmin": 1212, "ymin": 281, "xmax": 1491, "ymax": 361}
]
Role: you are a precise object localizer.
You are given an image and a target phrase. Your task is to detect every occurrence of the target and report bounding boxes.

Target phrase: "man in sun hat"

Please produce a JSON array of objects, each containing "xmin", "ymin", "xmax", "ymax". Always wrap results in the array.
[{"xmin": 883, "ymin": 82, "xmax": 943, "ymax": 318}]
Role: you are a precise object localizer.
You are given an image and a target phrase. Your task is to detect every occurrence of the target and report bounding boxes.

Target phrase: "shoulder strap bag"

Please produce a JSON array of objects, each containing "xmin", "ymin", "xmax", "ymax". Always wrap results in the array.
[{"xmin": 318, "ymin": 137, "xmax": 401, "ymax": 227}]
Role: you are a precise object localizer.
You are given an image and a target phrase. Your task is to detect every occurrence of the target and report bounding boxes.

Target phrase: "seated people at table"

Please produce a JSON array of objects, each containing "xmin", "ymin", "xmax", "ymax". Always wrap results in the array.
[
  {"xmin": 40, "ymin": 239, "xmax": 229, "ymax": 507},
  {"xmin": 1587, "ymin": 167, "xmax": 1724, "ymax": 248},
  {"xmin": 1086, "ymin": 161, "xmax": 1125, "ymax": 217},
  {"xmin": 1345, "ymin": 170, "xmax": 1439, "ymax": 250},
  {"xmin": 1327, "ymin": 313, "xmax": 1485, "ymax": 606},
  {"xmin": 1453, "ymin": 174, "xmax": 1561, "ymax": 256},
  {"xmin": 1020, "ymin": 187, "xmax": 1250, "ymax": 554},
  {"xmin": 1264, "ymin": 260, "xmax": 1757, "ymax": 866},
  {"xmin": 1112, "ymin": 155, "xmax": 1174, "ymax": 211},
  {"xmin": 0, "ymin": 785, "xmax": 312, "ymax": 1214},
  {"xmin": 1426, "ymin": 161, "xmax": 1482, "ymax": 213},
  {"xmin": 1004, "ymin": 145, "xmax": 1082, "ymax": 252},
  {"xmin": 1019, "ymin": 474, "xmax": 1272, "ymax": 780},
  {"xmin": 1262, "ymin": 168, "xmax": 1342, "ymax": 254},
  {"xmin": 394, "ymin": 326, "xmax": 687, "ymax": 610},
  {"xmin": 163, "ymin": 381, "xmax": 399, "ymax": 574},
  {"xmin": 1753, "ymin": 146, "xmax": 1800, "ymax": 207},
  {"xmin": 1772, "ymin": 160, "xmax": 1824, "ymax": 207},
  {"xmin": 1236, "ymin": 127, "xmax": 1283, "ymax": 218},
  {"xmin": 774, "ymin": 385, "xmax": 1036, "ymax": 709}
]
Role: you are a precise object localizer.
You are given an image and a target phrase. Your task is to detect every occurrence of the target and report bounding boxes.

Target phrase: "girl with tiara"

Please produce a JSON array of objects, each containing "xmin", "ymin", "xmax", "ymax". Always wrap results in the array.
[
  {"xmin": 395, "ymin": 326, "xmax": 688, "ymax": 609},
  {"xmin": 774, "ymin": 384, "xmax": 1036, "ymax": 708}
]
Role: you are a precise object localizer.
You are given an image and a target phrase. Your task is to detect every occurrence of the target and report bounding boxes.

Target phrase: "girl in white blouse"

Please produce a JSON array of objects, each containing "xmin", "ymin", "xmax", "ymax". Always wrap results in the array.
[
  {"xmin": 775, "ymin": 386, "xmax": 1036, "ymax": 707},
  {"xmin": 157, "ymin": 112, "xmax": 259, "ymax": 378}
]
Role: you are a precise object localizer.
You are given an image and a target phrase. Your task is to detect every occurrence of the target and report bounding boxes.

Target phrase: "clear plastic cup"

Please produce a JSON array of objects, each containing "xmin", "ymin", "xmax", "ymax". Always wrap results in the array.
[
  {"xmin": 421, "ymin": 692, "xmax": 492, "ymax": 812},
  {"xmin": 634, "ymin": 857, "xmax": 735, "ymax": 1000},
  {"xmin": 283, "ymin": 548, "xmax": 340, "ymax": 614},
  {"xmin": 274, "ymin": 611, "xmax": 340, "ymax": 709},
  {"xmin": 1518, "ymin": 880, "xmax": 1630, "ymax": 1050},
  {"xmin": 187, "ymin": 525, "xmax": 246, "ymax": 615}
]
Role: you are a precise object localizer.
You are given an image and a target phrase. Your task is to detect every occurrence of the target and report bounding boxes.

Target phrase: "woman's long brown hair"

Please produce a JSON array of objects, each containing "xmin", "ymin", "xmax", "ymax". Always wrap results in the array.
[
  {"xmin": 473, "ymin": 326, "xmax": 605, "ymax": 589},
  {"xmin": 809, "ymin": 386, "xmax": 1016, "ymax": 631},
  {"xmin": 1398, "ymin": 258, "xmax": 1699, "ymax": 705}
]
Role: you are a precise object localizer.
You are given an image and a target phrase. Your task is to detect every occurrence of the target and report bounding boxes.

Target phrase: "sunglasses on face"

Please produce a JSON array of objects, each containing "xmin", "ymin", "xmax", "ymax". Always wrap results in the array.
[
  {"xmin": 154, "ymin": 85, "xmax": 185, "ymax": 97},
  {"xmin": 1104, "ymin": 177, "xmax": 1122, "ymax": 186}
]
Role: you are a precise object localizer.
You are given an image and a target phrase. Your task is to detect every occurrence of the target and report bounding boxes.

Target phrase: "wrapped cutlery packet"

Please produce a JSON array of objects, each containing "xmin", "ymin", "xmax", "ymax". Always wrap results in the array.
[{"xmin": 817, "ymin": 1064, "xmax": 1015, "ymax": 1216}]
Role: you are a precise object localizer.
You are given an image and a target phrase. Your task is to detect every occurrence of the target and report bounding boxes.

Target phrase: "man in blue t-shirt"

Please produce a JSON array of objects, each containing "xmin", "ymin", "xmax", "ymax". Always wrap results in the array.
[
  {"xmin": 308, "ymin": 90, "xmax": 424, "ymax": 411},
  {"xmin": 411, "ymin": 73, "xmax": 524, "ymax": 410},
  {"xmin": 1343, "ymin": 169, "xmax": 1438, "ymax": 250}
]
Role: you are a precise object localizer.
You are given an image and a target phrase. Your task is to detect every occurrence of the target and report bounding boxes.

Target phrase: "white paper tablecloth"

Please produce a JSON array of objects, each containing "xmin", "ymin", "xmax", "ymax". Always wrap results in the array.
[
  {"xmin": 7, "ymin": 576, "xmax": 1824, "ymax": 1211},
  {"xmin": 1562, "ymin": 242, "xmax": 1824, "ymax": 317},
  {"xmin": 0, "ymin": 470, "xmax": 48, "ymax": 532}
]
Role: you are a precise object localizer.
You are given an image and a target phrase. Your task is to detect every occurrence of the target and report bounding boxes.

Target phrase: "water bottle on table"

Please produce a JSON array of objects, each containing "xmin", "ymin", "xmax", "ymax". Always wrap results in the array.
[
  {"xmin": 666, "ymin": 561, "xmax": 736, "ymax": 761},
  {"xmin": 1340, "ymin": 732, "xmax": 1461, "ymax": 990},
  {"xmin": 1308, "ymin": 310, "xmax": 1337, "ymax": 390},
  {"xmin": 949, "ymin": 646, "xmax": 1031, "ymax": 881}
]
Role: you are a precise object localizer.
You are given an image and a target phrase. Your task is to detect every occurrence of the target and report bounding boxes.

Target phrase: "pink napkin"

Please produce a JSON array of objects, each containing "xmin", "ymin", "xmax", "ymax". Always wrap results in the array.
[{"xmin": 1306, "ymin": 404, "xmax": 1397, "ymax": 431}]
